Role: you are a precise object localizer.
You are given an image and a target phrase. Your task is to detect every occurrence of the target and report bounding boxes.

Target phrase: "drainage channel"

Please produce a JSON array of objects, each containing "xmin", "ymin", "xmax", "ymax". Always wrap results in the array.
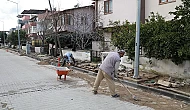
[{"xmin": 71, "ymin": 66, "xmax": 190, "ymax": 103}]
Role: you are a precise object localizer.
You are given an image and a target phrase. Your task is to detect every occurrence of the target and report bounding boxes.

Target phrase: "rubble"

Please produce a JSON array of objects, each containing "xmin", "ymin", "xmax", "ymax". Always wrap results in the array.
[{"xmin": 157, "ymin": 79, "xmax": 172, "ymax": 87}]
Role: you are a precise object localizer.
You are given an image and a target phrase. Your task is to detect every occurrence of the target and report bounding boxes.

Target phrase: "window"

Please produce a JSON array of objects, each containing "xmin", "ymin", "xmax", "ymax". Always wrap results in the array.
[
  {"xmin": 64, "ymin": 14, "xmax": 73, "ymax": 25},
  {"xmin": 159, "ymin": 0, "xmax": 176, "ymax": 4},
  {"xmin": 81, "ymin": 16, "xmax": 88, "ymax": 25},
  {"xmin": 161, "ymin": 0, "xmax": 166, "ymax": 2},
  {"xmin": 104, "ymin": 0, "xmax": 112, "ymax": 14}
]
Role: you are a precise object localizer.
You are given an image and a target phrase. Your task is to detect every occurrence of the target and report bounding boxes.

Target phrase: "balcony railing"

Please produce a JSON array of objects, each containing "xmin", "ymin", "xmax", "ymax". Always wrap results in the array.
[{"xmin": 30, "ymin": 26, "xmax": 37, "ymax": 33}]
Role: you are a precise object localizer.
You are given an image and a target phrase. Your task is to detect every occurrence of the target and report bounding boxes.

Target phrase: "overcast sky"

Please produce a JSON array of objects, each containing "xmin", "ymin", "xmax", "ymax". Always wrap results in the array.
[{"xmin": 0, "ymin": 0, "xmax": 92, "ymax": 31}]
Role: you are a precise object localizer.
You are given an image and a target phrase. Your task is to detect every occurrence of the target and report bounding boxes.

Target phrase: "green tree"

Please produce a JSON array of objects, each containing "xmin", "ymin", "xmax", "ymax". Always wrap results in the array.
[
  {"xmin": 0, "ymin": 31, "xmax": 7, "ymax": 44},
  {"xmin": 169, "ymin": 0, "xmax": 190, "ymax": 64},
  {"xmin": 7, "ymin": 30, "xmax": 27, "ymax": 47},
  {"xmin": 140, "ymin": 11, "xmax": 190, "ymax": 64},
  {"xmin": 108, "ymin": 20, "xmax": 136, "ymax": 59}
]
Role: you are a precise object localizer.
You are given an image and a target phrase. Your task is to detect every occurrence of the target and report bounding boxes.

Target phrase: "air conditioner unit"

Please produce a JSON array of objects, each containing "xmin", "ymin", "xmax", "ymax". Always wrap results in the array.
[{"xmin": 96, "ymin": 22, "xmax": 103, "ymax": 28}]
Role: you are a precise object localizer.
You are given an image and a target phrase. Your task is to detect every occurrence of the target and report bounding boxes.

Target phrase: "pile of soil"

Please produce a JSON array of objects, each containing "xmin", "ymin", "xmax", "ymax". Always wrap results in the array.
[{"xmin": 37, "ymin": 61, "xmax": 50, "ymax": 65}]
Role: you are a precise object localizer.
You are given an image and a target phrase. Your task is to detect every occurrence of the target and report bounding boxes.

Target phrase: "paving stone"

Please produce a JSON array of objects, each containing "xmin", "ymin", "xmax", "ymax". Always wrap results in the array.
[{"xmin": 0, "ymin": 49, "xmax": 153, "ymax": 110}]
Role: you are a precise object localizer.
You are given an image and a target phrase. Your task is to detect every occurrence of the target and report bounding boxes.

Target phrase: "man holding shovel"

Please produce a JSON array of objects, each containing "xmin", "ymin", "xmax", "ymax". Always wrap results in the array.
[{"xmin": 92, "ymin": 50, "xmax": 125, "ymax": 98}]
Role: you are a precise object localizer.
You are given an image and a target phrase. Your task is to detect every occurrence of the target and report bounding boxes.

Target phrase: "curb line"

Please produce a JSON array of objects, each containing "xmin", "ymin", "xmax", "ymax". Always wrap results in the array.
[{"xmin": 71, "ymin": 66, "xmax": 190, "ymax": 103}]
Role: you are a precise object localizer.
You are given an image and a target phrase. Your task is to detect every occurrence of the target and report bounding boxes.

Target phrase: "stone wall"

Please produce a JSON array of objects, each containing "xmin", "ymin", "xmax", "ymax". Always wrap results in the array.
[{"xmin": 121, "ymin": 56, "xmax": 190, "ymax": 79}]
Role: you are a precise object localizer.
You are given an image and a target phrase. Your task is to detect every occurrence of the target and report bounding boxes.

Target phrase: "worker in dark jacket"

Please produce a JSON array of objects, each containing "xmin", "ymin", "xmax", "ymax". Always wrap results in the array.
[{"xmin": 92, "ymin": 50, "xmax": 125, "ymax": 98}]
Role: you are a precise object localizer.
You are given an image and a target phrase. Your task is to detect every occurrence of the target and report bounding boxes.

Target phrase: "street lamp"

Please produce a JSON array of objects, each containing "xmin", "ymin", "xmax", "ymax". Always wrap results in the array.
[
  {"xmin": 7, "ymin": 0, "xmax": 20, "ymax": 52},
  {"xmin": 0, "ymin": 21, "xmax": 5, "ymax": 46},
  {"xmin": 133, "ymin": 0, "xmax": 141, "ymax": 78}
]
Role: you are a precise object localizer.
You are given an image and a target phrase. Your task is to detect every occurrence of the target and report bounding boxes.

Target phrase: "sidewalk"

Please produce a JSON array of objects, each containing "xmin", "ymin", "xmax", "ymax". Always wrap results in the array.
[{"xmin": 0, "ymin": 49, "xmax": 153, "ymax": 110}]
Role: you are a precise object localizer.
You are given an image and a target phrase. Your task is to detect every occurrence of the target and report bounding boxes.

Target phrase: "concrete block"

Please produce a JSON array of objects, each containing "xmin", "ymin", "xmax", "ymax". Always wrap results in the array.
[
  {"xmin": 171, "ymin": 83, "xmax": 180, "ymax": 88},
  {"xmin": 157, "ymin": 79, "xmax": 171, "ymax": 87}
]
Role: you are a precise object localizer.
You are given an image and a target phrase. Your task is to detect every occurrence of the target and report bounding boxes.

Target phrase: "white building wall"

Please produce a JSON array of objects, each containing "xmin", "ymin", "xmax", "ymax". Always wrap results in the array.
[
  {"xmin": 98, "ymin": 0, "xmax": 137, "ymax": 28},
  {"xmin": 145, "ymin": 0, "xmax": 182, "ymax": 20}
]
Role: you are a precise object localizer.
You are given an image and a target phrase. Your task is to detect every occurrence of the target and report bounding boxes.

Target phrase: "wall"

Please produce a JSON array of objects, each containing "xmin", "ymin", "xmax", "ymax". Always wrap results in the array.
[
  {"xmin": 92, "ymin": 32, "xmax": 117, "ymax": 52},
  {"xmin": 100, "ymin": 51, "xmax": 190, "ymax": 79},
  {"xmin": 145, "ymin": 0, "xmax": 182, "ymax": 20},
  {"xmin": 62, "ymin": 50, "xmax": 91, "ymax": 61},
  {"xmin": 97, "ymin": 0, "xmax": 182, "ymax": 25},
  {"xmin": 22, "ymin": 46, "xmax": 26, "ymax": 51},
  {"xmin": 97, "ymin": 0, "xmax": 137, "ymax": 28},
  {"xmin": 63, "ymin": 6, "xmax": 95, "ymax": 33},
  {"xmin": 92, "ymin": 41, "xmax": 103, "ymax": 51},
  {"xmin": 120, "ymin": 56, "xmax": 190, "ymax": 79},
  {"xmin": 35, "ymin": 47, "xmax": 43, "ymax": 53}
]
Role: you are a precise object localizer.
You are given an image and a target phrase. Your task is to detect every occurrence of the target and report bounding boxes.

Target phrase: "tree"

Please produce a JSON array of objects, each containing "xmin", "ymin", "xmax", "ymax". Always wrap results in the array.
[
  {"xmin": 107, "ymin": 8, "xmax": 190, "ymax": 65},
  {"xmin": 37, "ymin": 11, "xmax": 52, "ymax": 47},
  {"xmin": 0, "ymin": 31, "xmax": 7, "ymax": 44},
  {"xmin": 107, "ymin": 20, "xmax": 136, "ymax": 59},
  {"xmin": 7, "ymin": 30, "xmax": 26, "ymax": 48},
  {"xmin": 168, "ymin": 0, "xmax": 190, "ymax": 64}
]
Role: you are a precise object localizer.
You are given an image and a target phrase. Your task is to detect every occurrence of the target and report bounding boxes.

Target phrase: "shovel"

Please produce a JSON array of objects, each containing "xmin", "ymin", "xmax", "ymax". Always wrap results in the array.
[{"xmin": 116, "ymin": 76, "xmax": 140, "ymax": 101}]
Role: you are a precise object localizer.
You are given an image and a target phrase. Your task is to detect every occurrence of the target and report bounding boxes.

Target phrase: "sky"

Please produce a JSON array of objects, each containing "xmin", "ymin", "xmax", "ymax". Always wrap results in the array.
[{"xmin": 0, "ymin": 0, "xmax": 93, "ymax": 31}]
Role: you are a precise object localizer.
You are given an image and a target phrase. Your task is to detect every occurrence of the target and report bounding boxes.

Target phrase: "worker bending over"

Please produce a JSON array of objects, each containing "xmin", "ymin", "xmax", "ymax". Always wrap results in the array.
[
  {"xmin": 62, "ymin": 52, "xmax": 76, "ymax": 66},
  {"xmin": 92, "ymin": 50, "xmax": 125, "ymax": 98}
]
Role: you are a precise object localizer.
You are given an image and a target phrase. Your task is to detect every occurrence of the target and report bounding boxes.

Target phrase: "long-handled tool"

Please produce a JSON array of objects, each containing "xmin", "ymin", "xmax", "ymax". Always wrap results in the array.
[{"xmin": 116, "ymin": 77, "xmax": 140, "ymax": 101}]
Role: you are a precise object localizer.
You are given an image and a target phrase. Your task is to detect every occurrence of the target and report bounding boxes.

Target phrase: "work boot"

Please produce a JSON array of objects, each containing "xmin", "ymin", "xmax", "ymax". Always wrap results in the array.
[
  {"xmin": 111, "ymin": 94, "xmax": 120, "ymax": 98},
  {"xmin": 93, "ymin": 90, "xmax": 98, "ymax": 95}
]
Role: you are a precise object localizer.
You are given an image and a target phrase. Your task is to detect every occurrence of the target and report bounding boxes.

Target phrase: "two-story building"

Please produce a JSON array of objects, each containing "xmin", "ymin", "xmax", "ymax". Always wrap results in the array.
[
  {"xmin": 37, "ymin": 5, "xmax": 95, "ymax": 51},
  {"xmin": 145, "ymin": 0, "xmax": 182, "ymax": 20},
  {"xmin": 93, "ymin": 0, "xmax": 182, "ymax": 27},
  {"xmin": 92, "ymin": 0, "xmax": 182, "ymax": 51},
  {"xmin": 92, "ymin": 0, "xmax": 190, "ymax": 78},
  {"xmin": 59, "ymin": 5, "xmax": 95, "ymax": 34},
  {"xmin": 21, "ymin": 9, "xmax": 48, "ymax": 47}
]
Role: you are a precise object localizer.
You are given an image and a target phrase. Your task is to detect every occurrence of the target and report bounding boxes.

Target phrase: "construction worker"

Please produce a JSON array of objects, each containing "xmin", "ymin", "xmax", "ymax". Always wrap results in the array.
[
  {"xmin": 62, "ymin": 52, "xmax": 76, "ymax": 66},
  {"xmin": 92, "ymin": 50, "xmax": 125, "ymax": 98}
]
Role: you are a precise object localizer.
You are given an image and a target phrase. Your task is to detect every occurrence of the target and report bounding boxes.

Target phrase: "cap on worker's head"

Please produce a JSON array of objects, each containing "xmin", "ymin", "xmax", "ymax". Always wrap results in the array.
[{"xmin": 118, "ymin": 49, "xmax": 125, "ymax": 53}]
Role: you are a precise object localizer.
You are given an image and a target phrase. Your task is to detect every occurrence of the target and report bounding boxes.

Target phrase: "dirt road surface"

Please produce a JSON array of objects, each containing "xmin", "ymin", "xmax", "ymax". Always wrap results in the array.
[{"xmin": 68, "ymin": 71, "xmax": 190, "ymax": 110}]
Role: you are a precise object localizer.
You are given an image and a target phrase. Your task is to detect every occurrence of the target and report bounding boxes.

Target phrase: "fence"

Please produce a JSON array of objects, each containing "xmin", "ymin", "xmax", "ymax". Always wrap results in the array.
[{"xmin": 90, "ymin": 50, "xmax": 102, "ymax": 62}]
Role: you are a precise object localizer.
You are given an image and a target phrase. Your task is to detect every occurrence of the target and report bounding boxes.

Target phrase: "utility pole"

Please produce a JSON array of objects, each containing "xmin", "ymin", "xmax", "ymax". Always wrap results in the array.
[
  {"xmin": 48, "ymin": 0, "xmax": 53, "ymax": 12},
  {"xmin": 1, "ymin": 21, "xmax": 5, "ymax": 46},
  {"xmin": 133, "ymin": 0, "xmax": 141, "ymax": 78},
  {"xmin": 7, "ymin": 0, "xmax": 20, "ymax": 52}
]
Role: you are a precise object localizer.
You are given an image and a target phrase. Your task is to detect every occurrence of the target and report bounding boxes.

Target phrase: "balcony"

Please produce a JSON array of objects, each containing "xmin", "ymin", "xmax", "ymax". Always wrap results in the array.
[
  {"xmin": 29, "ymin": 22, "xmax": 36, "ymax": 26},
  {"xmin": 30, "ymin": 26, "xmax": 37, "ymax": 33}
]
